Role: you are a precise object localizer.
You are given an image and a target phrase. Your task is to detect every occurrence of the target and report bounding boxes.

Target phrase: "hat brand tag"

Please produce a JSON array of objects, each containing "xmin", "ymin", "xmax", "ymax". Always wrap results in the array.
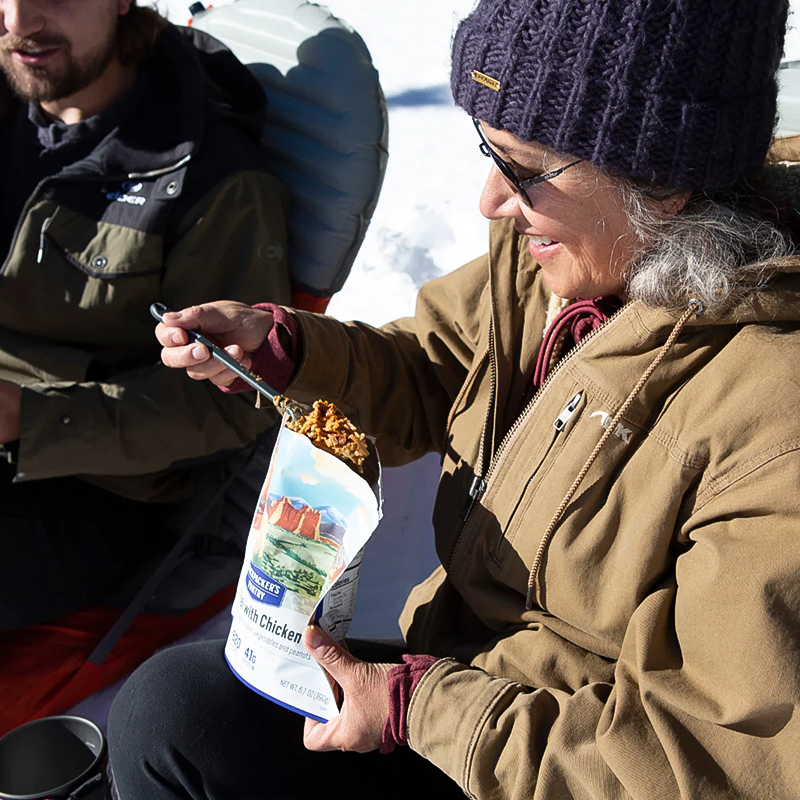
[{"xmin": 471, "ymin": 70, "xmax": 501, "ymax": 91}]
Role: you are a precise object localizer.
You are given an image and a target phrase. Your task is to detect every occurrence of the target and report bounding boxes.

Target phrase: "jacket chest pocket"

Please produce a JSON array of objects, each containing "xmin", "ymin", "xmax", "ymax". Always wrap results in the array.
[
  {"xmin": 447, "ymin": 384, "xmax": 586, "ymax": 584},
  {"xmin": 16, "ymin": 205, "xmax": 165, "ymax": 343},
  {"xmin": 489, "ymin": 387, "xmax": 588, "ymax": 567}
]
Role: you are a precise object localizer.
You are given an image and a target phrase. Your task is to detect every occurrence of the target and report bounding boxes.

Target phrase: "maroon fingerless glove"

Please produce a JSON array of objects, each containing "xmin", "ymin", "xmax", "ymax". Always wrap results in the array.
[
  {"xmin": 218, "ymin": 303, "xmax": 300, "ymax": 396},
  {"xmin": 380, "ymin": 654, "xmax": 439, "ymax": 754}
]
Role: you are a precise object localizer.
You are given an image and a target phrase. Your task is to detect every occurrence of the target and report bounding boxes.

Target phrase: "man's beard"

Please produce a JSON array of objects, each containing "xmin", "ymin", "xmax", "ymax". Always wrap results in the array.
[{"xmin": 0, "ymin": 30, "xmax": 117, "ymax": 104}]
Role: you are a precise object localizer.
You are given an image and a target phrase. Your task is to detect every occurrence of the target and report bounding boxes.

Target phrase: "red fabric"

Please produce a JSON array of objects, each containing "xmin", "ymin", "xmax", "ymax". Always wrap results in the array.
[
  {"xmin": 0, "ymin": 584, "xmax": 235, "ymax": 737},
  {"xmin": 219, "ymin": 303, "xmax": 299, "ymax": 396},
  {"xmin": 290, "ymin": 287, "xmax": 330, "ymax": 314},
  {"xmin": 380, "ymin": 654, "xmax": 439, "ymax": 754},
  {"xmin": 532, "ymin": 296, "xmax": 622, "ymax": 390}
]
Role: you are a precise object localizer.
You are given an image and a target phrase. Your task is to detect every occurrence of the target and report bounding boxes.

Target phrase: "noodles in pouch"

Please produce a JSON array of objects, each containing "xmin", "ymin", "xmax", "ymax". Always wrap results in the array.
[{"xmin": 225, "ymin": 401, "xmax": 382, "ymax": 721}]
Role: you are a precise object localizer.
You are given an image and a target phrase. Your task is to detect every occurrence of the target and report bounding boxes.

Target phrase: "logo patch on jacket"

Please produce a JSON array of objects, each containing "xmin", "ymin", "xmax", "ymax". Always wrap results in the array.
[
  {"xmin": 590, "ymin": 411, "xmax": 633, "ymax": 443},
  {"xmin": 103, "ymin": 180, "xmax": 146, "ymax": 206}
]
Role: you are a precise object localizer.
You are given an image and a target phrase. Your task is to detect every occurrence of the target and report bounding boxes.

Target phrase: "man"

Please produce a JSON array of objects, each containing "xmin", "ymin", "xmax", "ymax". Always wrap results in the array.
[{"xmin": 0, "ymin": 0, "xmax": 290, "ymax": 631}]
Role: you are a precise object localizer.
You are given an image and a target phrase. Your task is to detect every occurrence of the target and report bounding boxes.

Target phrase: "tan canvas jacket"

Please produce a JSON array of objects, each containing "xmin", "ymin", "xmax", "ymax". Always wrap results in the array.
[{"xmin": 287, "ymin": 159, "xmax": 800, "ymax": 798}]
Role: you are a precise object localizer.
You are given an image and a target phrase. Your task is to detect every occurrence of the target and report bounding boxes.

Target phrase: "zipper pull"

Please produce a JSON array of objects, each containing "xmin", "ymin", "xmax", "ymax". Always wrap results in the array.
[
  {"xmin": 553, "ymin": 391, "xmax": 583, "ymax": 432},
  {"xmin": 460, "ymin": 474, "xmax": 486, "ymax": 520},
  {"xmin": 37, "ymin": 215, "xmax": 53, "ymax": 264}
]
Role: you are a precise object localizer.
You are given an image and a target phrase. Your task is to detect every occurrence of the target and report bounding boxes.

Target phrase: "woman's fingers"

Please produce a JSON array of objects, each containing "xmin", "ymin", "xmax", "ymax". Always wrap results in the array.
[
  {"xmin": 156, "ymin": 302, "xmax": 274, "ymax": 352},
  {"xmin": 303, "ymin": 715, "xmax": 341, "ymax": 752},
  {"xmin": 159, "ymin": 302, "xmax": 245, "ymax": 334},
  {"xmin": 301, "ymin": 626, "xmax": 392, "ymax": 753},
  {"xmin": 155, "ymin": 322, "xmax": 196, "ymax": 348},
  {"xmin": 155, "ymin": 301, "xmax": 272, "ymax": 385},
  {"xmin": 160, "ymin": 342, "xmax": 248, "ymax": 386}
]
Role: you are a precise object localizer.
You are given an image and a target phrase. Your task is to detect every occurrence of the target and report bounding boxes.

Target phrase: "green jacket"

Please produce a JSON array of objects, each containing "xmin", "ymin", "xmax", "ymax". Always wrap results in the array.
[
  {"xmin": 287, "ymin": 163, "xmax": 800, "ymax": 797},
  {"xmin": 0, "ymin": 25, "xmax": 290, "ymax": 502}
]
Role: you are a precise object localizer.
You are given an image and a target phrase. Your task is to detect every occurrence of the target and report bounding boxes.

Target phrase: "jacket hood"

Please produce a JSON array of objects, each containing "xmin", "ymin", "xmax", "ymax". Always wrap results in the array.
[
  {"xmin": 174, "ymin": 25, "xmax": 268, "ymax": 141},
  {"xmin": 92, "ymin": 24, "xmax": 267, "ymax": 176}
]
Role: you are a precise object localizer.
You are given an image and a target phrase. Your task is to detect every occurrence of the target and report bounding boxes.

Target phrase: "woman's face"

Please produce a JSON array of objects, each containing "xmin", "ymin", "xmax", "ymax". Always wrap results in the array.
[{"xmin": 478, "ymin": 122, "xmax": 635, "ymax": 299}]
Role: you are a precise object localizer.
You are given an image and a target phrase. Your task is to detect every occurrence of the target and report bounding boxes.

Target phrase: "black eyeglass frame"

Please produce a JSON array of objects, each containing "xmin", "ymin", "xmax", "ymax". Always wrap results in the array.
[{"xmin": 472, "ymin": 118, "xmax": 581, "ymax": 206}]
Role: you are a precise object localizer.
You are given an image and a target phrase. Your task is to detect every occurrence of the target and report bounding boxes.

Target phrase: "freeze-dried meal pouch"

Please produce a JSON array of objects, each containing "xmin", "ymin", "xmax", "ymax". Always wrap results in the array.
[{"xmin": 225, "ymin": 406, "xmax": 382, "ymax": 721}]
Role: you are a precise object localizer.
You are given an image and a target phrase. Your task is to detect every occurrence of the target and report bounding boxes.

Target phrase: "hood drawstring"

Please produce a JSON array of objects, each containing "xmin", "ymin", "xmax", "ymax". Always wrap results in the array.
[
  {"xmin": 36, "ymin": 215, "xmax": 54, "ymax": 264},
  {"xmin": 525, "ymin": 299, "xmax": 703, "ymax": 610}
]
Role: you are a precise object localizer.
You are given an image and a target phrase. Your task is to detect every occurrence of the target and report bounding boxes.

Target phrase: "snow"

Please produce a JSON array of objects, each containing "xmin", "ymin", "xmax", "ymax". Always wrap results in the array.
[{"xmin": 787, "ymin": 4, "xmax": 800, "ymax": 62}]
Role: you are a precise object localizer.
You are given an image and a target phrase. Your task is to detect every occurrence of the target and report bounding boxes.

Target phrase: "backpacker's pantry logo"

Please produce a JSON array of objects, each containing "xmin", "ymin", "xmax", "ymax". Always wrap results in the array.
[{"xmin": 246, "ymin": 563, "xmax": 286, "ymax": 606}]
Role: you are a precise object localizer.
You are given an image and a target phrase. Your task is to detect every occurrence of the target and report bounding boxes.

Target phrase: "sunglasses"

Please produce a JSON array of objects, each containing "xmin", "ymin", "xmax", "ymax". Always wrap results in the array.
[{"xmin": 473, "ymin": 118, "xmax": 581, "ymax": 207}]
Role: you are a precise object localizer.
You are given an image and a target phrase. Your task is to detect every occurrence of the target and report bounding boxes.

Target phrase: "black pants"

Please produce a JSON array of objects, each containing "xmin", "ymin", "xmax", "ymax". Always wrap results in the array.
[
  {"xmin": 0, "ymin": 460, "xmax": 159, "ymax": 630},
  {"xmin": 108, "ymin": 639, "xmax": 465, "ymax": 800}
]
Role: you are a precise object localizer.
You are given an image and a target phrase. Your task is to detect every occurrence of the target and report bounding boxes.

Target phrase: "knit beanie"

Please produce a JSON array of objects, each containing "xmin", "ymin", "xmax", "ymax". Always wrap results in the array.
[{"xmin": 451, "ymin": 0, "xmax": 790, "ymax": 190}]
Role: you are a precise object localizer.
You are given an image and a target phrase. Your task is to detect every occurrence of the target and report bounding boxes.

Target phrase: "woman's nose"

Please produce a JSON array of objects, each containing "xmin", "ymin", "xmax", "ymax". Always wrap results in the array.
[{"xmin": 479, "ymin": 166, "xmax": 525, "ymax": 220}]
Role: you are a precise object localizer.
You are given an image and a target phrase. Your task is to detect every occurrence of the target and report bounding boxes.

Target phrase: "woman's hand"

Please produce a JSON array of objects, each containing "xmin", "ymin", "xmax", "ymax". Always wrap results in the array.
[
  {"xmin": 155, "ymin": 301, "xmax": 273, "ymax": 387},
  {"xmin": 302, "ymin": 625, "xmax": 392, "ymax": 753}
]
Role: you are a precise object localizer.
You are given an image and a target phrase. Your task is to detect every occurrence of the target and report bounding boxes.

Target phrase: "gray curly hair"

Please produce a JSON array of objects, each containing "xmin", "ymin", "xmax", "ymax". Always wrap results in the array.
[{"xmin": 618, "ymin": 176, "xmax": 793, "ymax": 317}]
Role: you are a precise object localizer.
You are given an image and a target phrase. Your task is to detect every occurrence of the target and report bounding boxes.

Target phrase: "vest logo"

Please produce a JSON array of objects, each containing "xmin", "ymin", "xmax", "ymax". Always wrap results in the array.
[
  {"xmin": 103, "ymin": 181, "xmax": 146, "ymax": 206},
  {"xmin": 105, "ymin": 191, "xmax": 146, "ymax": 206},
  {"xmin": 590, "ymin": 411, "xmax": 633, "ymax": 443}
]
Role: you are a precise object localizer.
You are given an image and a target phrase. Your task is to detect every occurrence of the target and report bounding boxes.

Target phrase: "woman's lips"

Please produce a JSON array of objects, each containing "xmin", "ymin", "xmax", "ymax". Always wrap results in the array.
[
  {"xmin": 12, "ymin": 47, "xmax": 59, "ymax": 66},
  {"xmin": 527, "ymin": 235, "xmax": 561, "ymax": 260}
]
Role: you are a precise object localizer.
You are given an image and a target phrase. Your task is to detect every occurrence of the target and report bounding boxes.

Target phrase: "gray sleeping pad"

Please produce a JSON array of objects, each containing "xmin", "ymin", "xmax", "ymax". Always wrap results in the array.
[{"xmin": 191, "ymin": 0, "xmax": 389, "ymax": 299}]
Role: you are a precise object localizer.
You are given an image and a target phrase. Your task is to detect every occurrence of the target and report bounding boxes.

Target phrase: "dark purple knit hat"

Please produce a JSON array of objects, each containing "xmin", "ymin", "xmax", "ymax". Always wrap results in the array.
[{"xmin": 451, "ymin": 0, "xmax": 790, "ymax": 190}]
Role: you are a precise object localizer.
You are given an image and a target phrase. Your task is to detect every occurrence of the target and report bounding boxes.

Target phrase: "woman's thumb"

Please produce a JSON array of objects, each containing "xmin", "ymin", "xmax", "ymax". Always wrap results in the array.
[{"xmin": 303, "ymin": 625, "xmax": 353, "ymax": 679}]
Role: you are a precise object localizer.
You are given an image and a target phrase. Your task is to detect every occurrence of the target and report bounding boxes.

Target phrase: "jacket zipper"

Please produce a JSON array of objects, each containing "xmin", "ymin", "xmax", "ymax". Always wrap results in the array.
[
  {"xmin": 3, "ymin": 175, "xmax": 61, "ymax": 275},
  {"xmin": 2, "ymin": 156, "xmax": 192, "ymax": 275},
  {"xmin": 459, "ymin": 390, "xmax": 581, "ymax": 523},
  {"xmin": 553, "ymin": 391, "xmax": 582, "ymax": 431},
  {"xmin": 459, "ymin": 322, "xmax": 497, "ymax": 521},
  {"xmin": 447, "ymin": 302, "xmax": 631, "ymax": 573}
]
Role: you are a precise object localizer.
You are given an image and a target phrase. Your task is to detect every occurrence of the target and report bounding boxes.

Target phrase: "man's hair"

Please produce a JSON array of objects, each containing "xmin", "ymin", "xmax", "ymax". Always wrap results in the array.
[{"xmin": 117, "ymin": 2, "xmax": 170, "ymax": 66}]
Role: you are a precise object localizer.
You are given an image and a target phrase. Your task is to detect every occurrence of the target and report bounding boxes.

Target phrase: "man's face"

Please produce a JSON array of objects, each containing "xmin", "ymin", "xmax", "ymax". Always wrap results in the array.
[{"xmin": 0, "ymin": 0, "xmax": 127, "ymax": 103}]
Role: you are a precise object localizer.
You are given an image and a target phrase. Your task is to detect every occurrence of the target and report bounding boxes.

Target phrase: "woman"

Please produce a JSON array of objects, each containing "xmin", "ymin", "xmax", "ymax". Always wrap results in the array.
[{"xmin": 109, "ymin": 0, "xmax": 800, "ymax": 797}]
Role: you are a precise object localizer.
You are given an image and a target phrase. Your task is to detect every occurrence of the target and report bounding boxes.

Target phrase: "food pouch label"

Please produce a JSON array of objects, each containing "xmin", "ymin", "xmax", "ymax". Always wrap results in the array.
[{"xmin": 225, "ymin": 420, "xmax": 381, "ymax": 721}]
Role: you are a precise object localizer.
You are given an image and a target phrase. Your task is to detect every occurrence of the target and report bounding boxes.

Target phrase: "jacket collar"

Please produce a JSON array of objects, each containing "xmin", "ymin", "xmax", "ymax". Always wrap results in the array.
[{"xmin": 0, "ymin": 23, "xmax": 267, "ymax": 179}]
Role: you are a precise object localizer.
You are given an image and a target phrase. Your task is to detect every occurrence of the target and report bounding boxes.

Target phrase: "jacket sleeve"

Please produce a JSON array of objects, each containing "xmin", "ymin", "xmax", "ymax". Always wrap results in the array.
[
  {"xmin": 406, "ymin": 446, "xmax": 800, "ymax": 800},
  {"xmin": 15, "ymin": 170, "xmax": 291, "ymax": 486},
  {"xmin": 286, "ymin": 254, "xmax": 490, "ymax": 466}
]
